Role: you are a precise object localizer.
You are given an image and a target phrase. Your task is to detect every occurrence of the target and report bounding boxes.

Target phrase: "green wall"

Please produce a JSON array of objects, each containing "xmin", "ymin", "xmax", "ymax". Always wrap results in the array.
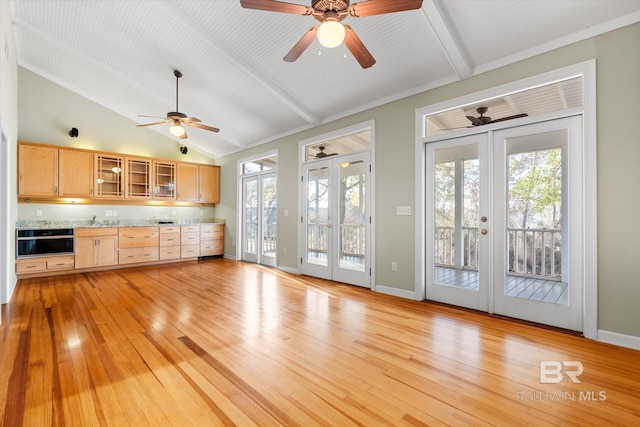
[{"xmin": 216, "ymin": 23, "xmax": 640, "ymax": 338}]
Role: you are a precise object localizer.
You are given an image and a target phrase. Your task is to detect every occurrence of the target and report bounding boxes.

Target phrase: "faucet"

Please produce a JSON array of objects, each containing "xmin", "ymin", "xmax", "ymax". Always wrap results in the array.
[{"xmin": 91, "ymin": 215, "xmax": 96, "ymax": 225}]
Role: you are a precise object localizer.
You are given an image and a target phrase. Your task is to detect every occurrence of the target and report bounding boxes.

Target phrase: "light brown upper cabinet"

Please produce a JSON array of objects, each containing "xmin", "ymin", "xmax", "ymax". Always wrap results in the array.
[
  {"xmin": 59, "ymin": 149, "xmax": 94, "ymax": 197},
  {"xmin": 153, "ymin": 161, "xmax": 176, "ymax": 200},
  {"xmin": 125, "ymin": 156, "xmax": 152, "ymax": 199},
  {"xmin": 199, "ymin": 164, "xmax": 220, "ymax": 204},
  {"xmin": 177, "ymin": 163, "xmax": 220, "ymax": 203},
  {"xmin": 94, "ymin": 153, "xmax": 124, "ymax": 198},
  {"xmin": 18, "ymin": 144, "xmax": 59, "ymax": 197},
  {"xmin": 18, "ymin": 142, "xmax": 218, "ymax": 205},
  {"xmin": 176, "ymin": 163, "xmax": 199, "ymax": 202}
]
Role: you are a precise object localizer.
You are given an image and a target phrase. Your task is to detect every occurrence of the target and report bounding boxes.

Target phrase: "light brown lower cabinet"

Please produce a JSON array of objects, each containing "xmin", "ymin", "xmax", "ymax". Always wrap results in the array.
[
  {"xmin": 118, "ymin": 227, "xmax": 159, "ymax": 264},
  {"xmin": 159, "ymin": 226, "xmax": 181, "ymax": 260},
  {"xmin": 75, "ymin": 228, "xmax": 118, "ymax": 269},
  {"xmin": 16, "ymin": 255, "xmax": 75, "ymax": 274},
  {"xmin": 200, "ymin": 223, "xmax": 224, "ymax": 256},
  {"xmin": 181, "ymin": 225, "xmax": 200, "ymax": 258}
]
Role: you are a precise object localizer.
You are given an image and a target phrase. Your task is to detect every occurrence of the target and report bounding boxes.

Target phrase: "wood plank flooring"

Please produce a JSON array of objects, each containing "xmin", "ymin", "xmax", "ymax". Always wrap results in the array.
[{"xmin": 1, "ymin": 259, "xmax": 639, "ymax": 426}]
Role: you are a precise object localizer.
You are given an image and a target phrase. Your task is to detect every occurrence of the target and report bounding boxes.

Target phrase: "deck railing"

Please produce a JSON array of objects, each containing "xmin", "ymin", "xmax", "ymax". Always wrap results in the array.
[
  {"xmin": 306, "ymin": 223, "xmax": 365, "ymax": 257},
  {"xmin": 435, "ymin": 226, "xmax": 562, "ymax": 279}
]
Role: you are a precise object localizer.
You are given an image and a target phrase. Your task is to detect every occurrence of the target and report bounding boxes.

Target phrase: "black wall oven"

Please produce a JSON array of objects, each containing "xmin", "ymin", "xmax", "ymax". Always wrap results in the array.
[{"xmin": 16, "ymin": 229, "xmax": 74, "ymax": 257}]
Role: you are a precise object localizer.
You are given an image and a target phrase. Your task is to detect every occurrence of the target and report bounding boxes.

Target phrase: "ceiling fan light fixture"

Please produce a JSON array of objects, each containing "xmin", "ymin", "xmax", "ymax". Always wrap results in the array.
[
  {"xmin": 170, "ymin": 122, "xmax": 186, "ymax": 137},
  {"xmin": 317, "ymin": 20, "xmax": 345, "ymax": 48}
]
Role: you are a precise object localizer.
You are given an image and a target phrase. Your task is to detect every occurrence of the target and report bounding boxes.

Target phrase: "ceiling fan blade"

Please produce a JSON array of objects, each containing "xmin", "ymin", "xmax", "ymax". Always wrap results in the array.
[
  {"xmin": 138, "ymin": 114, "xmax": 167, "ymax": 120},
  {"xmin": 240, "ymin": 0, "xmax": 312, "ymax": 15},
  {"xmin": 489, "ymin": 113, "xmax": 529, "ymax": 123},
  {"xmin": 344, "ymin": 25, "xmax": 376, "ymax": 69},
  {"xmin": 466, "ymin": 115, "xmax": 484, "ymax": 126},
  {"xmin": 182, "ymin": 117, "xmax": 201, "ymax": 123},
  {"xmin": 349, "ymin": 0, "xmax": 423, "ymax": 17},
  {"xmin": 136, "ymin": 121, "xmax": 169, "ymax": 127},
  {"xmin": 187, "ymin": 121, "xmax": 220, "ymax": 133},
  {"xmin": 284, "ymin": 27, "xmax": 318, "ymax": 62}
]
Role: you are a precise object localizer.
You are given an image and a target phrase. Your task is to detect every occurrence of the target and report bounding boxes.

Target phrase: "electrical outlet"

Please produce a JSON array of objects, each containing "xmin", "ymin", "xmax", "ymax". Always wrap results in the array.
[
  {"xmin": 36, "ymin": 209, "xmax": 42, "ymax": 217},
  {"xmin": 105, "ymin": 210, "xmax": 113, "ymax": 217},
  {"xmin": 283, "ymin": 247, "xmax": 287, "ymax": 255},
  {"xmin": 391, "ymin": 261, "xmax": 398, "ymax": 271},
  {"xmin": 112, "ymin": 210, "xmax": 118, "ymax": 217},
  {"xmin": 284, "ymin": 209, "xmax": 289, "ymax": 217}
]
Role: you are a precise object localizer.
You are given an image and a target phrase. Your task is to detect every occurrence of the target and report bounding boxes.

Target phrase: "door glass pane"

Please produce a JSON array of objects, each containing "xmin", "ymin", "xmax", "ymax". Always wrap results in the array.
[
  {"xmin": 339, "ymin": 160, "xmax": 366, "ymax": 272},
  {"xmin": 506, "ymin": 134, "xmax": 566, "ymax": 305},
  {"xmin": 306, "ymin": 167, "xmax": 329, "ymax": 266},
  {"xmin": 244, "ymin": 179, "xmax": 258, "ymax": 255},
  {"xmin": 261, "ymin": 176, "xmax": 277, "ymax": 258},
  {"xmin": 433, "ymin": 144, "xmax": 480, "ymax": 290}
]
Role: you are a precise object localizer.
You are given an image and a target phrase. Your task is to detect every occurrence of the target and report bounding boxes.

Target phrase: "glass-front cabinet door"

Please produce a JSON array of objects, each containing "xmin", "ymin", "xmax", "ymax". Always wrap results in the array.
[
  {"xmin": 94, "ymin": 153, "xmax": 123, "ymax": 198},
  {"xmin": 126, "ymin": 157, "xmax": 152, "ymax": 199},
  {"xmin": 153, "ymin": 161, "xmax": 176, "ymax": 200}
]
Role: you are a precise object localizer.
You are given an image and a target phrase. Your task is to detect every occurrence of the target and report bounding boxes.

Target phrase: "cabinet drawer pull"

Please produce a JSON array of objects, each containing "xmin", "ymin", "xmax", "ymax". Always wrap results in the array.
[
  {"xmin": 26, "ymin": 265, "xmax": 36, "ymax": 269},
  {"xmin": 128, "ymin": 255, "xmax": 135, "ymax": 258}
]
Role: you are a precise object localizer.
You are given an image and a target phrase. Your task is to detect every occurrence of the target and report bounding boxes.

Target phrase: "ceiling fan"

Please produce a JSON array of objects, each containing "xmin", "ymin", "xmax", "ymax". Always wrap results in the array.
[
  {"xmin": 314, "ymin": 145, "xmax": 338, "ymax": 158},
  {"xmin": 136, "ymin": 70, "xmax": 220, "ymax": 139},
  {"xmin": 240, "ymin": 0, "xmax": 424, "ymax": 69},
  {"xmin": 466, "ymin": 106, "xmax": 528, "ymax": 126}
]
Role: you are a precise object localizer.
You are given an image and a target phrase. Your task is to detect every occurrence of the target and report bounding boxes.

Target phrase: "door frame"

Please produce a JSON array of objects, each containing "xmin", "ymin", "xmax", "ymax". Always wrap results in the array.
[
  {"xmin": 299, "ymin": 152, "xmax": 371, "ymax": 287},
  {"xmin": 298, "ymin": 120, "xmax": 376, "ymax": 289},
  {"xmin": 240, "ymin": 171, "xmax": 278, "ymax": 267},
  {"xmin": 236, "ymin": 149, "xmax": 278, "ymax": 263},
  {"xmin": 415, "ymin": 60, "xmax": 597, "ymax": 339}
]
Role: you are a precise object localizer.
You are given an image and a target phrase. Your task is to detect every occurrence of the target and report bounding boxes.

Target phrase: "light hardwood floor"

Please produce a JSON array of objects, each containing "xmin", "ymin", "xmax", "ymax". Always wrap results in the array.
[{"xmin": 1, "ymin": 259, "xmax": 638, "ymax": 426}]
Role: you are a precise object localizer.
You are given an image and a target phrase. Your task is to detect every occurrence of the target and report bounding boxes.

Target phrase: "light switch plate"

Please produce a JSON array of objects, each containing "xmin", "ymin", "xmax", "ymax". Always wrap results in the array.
[{"xmin": 396, "ymin": 206, "xmax": 412, "ymax": 216}]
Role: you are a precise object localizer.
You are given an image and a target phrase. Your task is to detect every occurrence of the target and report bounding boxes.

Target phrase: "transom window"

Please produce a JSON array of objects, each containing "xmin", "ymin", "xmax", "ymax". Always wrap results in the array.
[{"xmin": 425, "ymin": 76, "xmax": 583, "ymax": 136}]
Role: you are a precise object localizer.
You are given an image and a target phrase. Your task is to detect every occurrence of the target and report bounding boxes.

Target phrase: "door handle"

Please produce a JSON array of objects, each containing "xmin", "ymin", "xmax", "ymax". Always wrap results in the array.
[{"xmin": 327, "ymin": 224, "xmax": 332, "ymax": 228}]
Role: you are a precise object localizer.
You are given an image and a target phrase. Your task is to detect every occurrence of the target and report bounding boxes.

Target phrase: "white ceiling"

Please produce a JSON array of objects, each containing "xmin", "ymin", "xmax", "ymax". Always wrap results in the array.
[{"xmin": 10, "ymin": 1, "xmax": 640, "ymax": 159}]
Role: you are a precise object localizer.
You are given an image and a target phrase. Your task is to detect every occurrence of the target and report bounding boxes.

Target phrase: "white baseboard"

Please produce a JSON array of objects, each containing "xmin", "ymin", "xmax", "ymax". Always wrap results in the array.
[
  {"xmin": 222, "ymin": 254, "xmax": 237, "ymax": 261},
  {"xmin": 598, "ymin": 329, "xmax": 640, "ymax": 351},
  {"xmin": 277, "ymin": 265, "xmax": 299, "ymax": 275},
  {"xmin": 374, "ymin": 285, "xmax": 416, "ymax": 300}
]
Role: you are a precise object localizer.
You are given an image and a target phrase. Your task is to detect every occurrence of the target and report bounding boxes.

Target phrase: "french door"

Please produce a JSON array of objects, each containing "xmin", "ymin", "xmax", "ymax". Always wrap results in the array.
[
  {"xmin": 242, "ymin": 172, "xmax": 277, "ymax": 267},
  {"xmin": 301, "ymin": 152, "xmax": 371, "ymax": 288},
  {"xmin": 426, "ymin": 116, "xmax": 583, "ymax": 331}
]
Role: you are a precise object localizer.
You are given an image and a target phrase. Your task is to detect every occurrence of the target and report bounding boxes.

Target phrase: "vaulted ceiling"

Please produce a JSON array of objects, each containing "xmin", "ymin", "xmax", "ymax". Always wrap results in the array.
[{"xmin": 10, "ymin": 1, "xmax": 640, "ymax": 158}]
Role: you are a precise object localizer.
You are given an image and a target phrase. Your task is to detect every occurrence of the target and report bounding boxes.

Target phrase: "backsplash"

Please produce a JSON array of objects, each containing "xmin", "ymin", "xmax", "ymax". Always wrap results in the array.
[{"xmin": 16, "ymin": 203, "xmax": 224, "ymax": 229}]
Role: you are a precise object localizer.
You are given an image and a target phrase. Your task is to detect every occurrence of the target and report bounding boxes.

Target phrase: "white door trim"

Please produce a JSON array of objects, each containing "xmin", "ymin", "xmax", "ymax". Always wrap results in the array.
[{"xmin": 415, "ymin": 60, "xmax": 597, "ymax": 339}]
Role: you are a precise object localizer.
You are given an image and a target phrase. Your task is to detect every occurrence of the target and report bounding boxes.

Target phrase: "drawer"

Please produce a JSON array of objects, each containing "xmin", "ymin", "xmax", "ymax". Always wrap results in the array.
[
  {"xmin": 75, "ymin": 227, "xmax": 118, "ymax": 237},
  {"xmin": 181, "ymin": 244, "xmax": 200, "ymax": 259},
  {"xmin": 159, "ymin": 226, "xmax": 180, "ymax": 234},
  {"xmin": 119, "ymin": 227, "xmax": 159, "ymax": 248},
  {"xmin": 159, "ymin": 246, "xmax": 181, "ymax": 260},
  {"xmin": 119, "ymin": 247, "xmax": 159, "ymax": 265},
  {"xmin": 16, "ymin": 258, "xmax": 47, "ymax": 274},
  {"xmin": 47, "ymin": 256, "xmax": 75, "ymax": 270},
  {"xmin": 159, "ymin": 232, "xmax": 181, "ymax": 247},
  {"xmin": 200, "ymin": 239, "xmax": 224, "ymax": 256},
  {"xmin": 181, "ymin": 225, "xmax": 200, "ymax": 233},
  {"xmin": 181, "ymin": 232, "xmax": 200, "ymax": 245},
  {"xmin": 201, "ymin": 224, "xmax": 224, "ymax": 239}
]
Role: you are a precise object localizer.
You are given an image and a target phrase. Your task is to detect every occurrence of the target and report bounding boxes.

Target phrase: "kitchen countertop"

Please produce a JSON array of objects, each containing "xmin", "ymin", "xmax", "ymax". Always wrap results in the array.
[{"xmin": 16, "ymin": 219, "xmax": 226, "ymax": 230}]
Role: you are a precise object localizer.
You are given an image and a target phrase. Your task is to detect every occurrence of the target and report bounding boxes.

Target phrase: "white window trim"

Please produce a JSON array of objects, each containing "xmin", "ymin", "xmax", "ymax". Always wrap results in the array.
[
  {"xmin": 236, "ymin": 149, "xmax": 279, "ymax": 262},
  {"xmin": 414, "ymin": 60, "xmax": 597, "ymax": 340}
]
